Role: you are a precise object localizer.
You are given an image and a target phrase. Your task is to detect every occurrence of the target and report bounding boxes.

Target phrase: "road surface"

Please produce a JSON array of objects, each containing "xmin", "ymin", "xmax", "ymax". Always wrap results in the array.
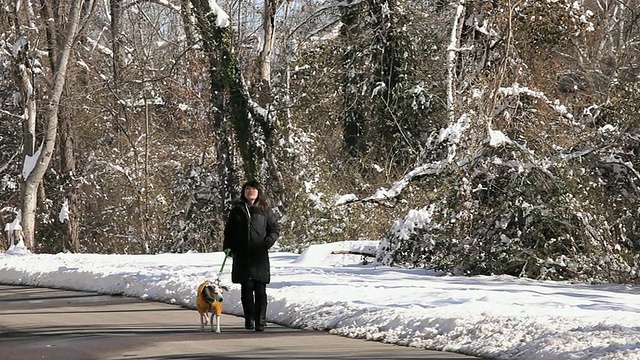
[{"xmin": 0, "ymin": 284, "xmax": 482, "ymax": 360}]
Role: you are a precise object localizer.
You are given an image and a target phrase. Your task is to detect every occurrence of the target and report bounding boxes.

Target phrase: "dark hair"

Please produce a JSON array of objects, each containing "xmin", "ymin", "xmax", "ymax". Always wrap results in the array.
[{"xmin": 240, "ymin": 180, "xmax": 269, "ymax": 209}]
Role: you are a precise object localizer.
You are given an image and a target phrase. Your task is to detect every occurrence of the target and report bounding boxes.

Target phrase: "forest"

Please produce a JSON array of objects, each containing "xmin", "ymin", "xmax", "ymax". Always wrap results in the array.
[{"xmin": 0, "ymin": 0, "xmax": 638, "ymax": 283}]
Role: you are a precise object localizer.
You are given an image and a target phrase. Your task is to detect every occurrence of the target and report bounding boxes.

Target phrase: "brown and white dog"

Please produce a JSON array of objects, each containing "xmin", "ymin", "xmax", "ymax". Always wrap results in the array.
[{"xmin": 196, "ymin": 280, "xmax": 228, "ymax": 333}]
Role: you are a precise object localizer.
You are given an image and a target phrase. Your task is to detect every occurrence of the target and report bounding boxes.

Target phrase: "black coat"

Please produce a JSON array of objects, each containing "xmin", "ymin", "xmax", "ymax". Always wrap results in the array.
[{"xmin": 223, "ymin": 201, "xmax": 280, "ymax": 284}]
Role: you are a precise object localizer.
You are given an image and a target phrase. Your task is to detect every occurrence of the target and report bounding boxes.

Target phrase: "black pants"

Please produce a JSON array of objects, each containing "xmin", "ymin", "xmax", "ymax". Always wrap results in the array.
[{"xmin": 240, "ymin": 279, "xmax": 267, "ymax": 326}]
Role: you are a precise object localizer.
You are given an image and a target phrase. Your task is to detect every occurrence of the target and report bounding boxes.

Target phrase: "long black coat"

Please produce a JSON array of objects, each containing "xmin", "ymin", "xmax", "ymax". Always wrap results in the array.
[{"xmin": 223, "ymin": 201, "xmax": 280, "ymax": 284}]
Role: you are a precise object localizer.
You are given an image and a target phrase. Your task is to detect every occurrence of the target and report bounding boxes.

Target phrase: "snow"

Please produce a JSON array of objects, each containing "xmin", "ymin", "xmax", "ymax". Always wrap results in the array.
[
  {"xmin": 3, "ymin": 212, "xmax": 22, "ymax": 232},
  {"xmin": 489, "ymin": 129, "xmax": 511, "ymax": 147},
  {"xmin": 12, "ymin": 36, "xmax": 28, "ymax": 57},
  {"xmin": 21, "ymin": 142, "xmax": 42, "ymax": 179},
  {"xmin": 2, "ymin": 240, "xmax": 640, "ymax": 360},
  {"xmin": 58, "ymin": 198, "xmax": 69, "ymax": 223},
  {"xmin": 334, "ymin": 193, "xmax": 358, "ymax": 205},
  {"xmin": 208, "ymin": 0, "xmax": 230, "ymax": 28}
]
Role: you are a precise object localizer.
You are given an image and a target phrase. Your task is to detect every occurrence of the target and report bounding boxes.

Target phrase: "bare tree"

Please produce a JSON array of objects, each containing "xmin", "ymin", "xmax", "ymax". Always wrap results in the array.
[
  {"xmin": 255, "ymin": 0, "xmax": 286, "ymax": 201},
  {"xmin": 8, "ymin": 0, "xmax": 85, "ymax": 250},
  {"xmin": 258, "ymin": 0, "xmax": 282, "ymax": 87}
]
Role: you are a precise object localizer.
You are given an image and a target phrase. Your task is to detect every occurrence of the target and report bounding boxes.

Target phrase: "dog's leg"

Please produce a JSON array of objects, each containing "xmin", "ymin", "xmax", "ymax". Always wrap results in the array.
[
  {"xmin": 208, "ymin": 313, "xmax": 214, "ymax": 332},
  {"xmin": 200, "ymin": 313, "xmax": 206, "ymax": 331},
  {"xmin": 214, "ymin": 314, "xmax": 221, "ymax": 333}
]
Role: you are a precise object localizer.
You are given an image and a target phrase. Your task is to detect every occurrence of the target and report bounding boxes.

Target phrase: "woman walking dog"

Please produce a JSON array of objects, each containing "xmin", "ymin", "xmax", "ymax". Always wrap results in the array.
[{"xmin": 223, "ymin": 180, "xmax": 280, "ymax": 331}]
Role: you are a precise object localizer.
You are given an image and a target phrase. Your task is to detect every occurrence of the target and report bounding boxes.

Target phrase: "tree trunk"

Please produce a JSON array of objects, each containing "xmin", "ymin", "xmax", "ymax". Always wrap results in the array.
[
  {"xmin": 340, "ymin": 0, "xmax": 367, "ymax": 158},
  {"xmin": 256, "ymin": 0, "xmax": 284, "ymax": 203},
  {"xmin": 180, "ymin": 0, "xmax": 197, "ymax": 45},
  {"xmin": 447, "ymin": 1, "xmax": 466, "ymax": 124},
  {"xmin": 40, "ymin": 0, "xmax": 81, "ymax": 253},
  {"xmin": 369, "ymin": 0, "xmax": 402, "ymax": 141},
  {"xmin": 58, "ymin": 112, "xmax": 80, "ymax": 252},
  {"xmin": 20, "ymin": 0, "xmax": 84, "ymax": 250},
  {"xmin": 189, "ymin": 0, "xmax": 285, "ymax": 211},
  {"xmin": 191, "ymin": 0, "xmax": 263, "ymax": 180},
  {"xmin": 259, "ymin": 0, "xmax": 281, "ymax": 87},
  {"xmin": 11, "ymin": 37, "xmax": 37, "ymax": 250}
]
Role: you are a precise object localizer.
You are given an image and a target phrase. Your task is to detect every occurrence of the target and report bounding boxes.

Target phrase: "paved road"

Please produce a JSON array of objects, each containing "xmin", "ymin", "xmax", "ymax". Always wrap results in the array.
[{"xmin": 0, "ymin": 284, "xmax": 482, "ymax": 360}]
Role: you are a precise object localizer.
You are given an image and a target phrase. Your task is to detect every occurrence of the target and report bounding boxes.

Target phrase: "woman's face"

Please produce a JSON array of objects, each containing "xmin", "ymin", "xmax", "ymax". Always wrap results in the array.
[{"xmin": 244, "ymin": 186, "xmax": 259, "ymax": 204}]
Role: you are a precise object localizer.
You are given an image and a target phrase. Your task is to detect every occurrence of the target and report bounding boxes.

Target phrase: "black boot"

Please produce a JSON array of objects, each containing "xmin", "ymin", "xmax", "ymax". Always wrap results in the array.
[
  {"xmin": 254, "ymin": 306, "xmax": 265, "ymax": 331},
  {"xmin": 254, "ymin": 319, "xmax": 265, "ymax": 332},
  {"xmin": 254, "ymin": 281, "xmax": 267, "ymax": 331},
  {"xmin": 244, "ymin": 318, "xmax": 255, "ymax": 330},
  {"xmin": 260, "ymin": 305, "xmax": 267, "ymax": 327}
]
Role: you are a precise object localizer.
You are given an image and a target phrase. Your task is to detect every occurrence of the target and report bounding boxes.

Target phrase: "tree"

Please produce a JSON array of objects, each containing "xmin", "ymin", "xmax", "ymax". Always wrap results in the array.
[
  {"xmin": 256, "ymin": 0, "xmax": 286, "ymax": 201},
  {"xmin": 339, "ymin": 0, "xmax": 442, "ymax": 178},
  {"xmin": 189, "ymin": 0, "xmax": 278, "ymax": 190},
  {"xmin": 7, "ymin": 0, "xmax": 85, "ymax": 250},
  {"xmin": 376, "ymin": 0, "xmax": 640, "ymax": 283}
]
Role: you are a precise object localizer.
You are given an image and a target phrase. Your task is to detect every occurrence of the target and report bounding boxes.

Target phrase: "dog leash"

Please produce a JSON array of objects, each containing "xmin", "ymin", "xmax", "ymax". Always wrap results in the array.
[{"xmin": 215, "ymin": 248, "xmax": 231, "ymax": 284}]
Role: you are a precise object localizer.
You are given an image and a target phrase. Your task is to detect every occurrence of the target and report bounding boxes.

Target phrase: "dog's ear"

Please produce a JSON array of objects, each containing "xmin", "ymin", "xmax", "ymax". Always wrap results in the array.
[{"xmin": 221, "ymin": 285, "xmax": 229, "ymax": 292}]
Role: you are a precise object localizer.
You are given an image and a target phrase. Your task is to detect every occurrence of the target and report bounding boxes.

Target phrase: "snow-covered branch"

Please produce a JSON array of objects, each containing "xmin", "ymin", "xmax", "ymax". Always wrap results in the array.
[
  {"xmin": 334, "ymin": 160, "xmax": 448, "ymax": 207},
  {"xmin": 446, "ymin": 0, "xmax": 466, "ymax": 124},
  {"xmin": 0, "ymin": 108, "xmax": 23, "ymax": 120},
  {"xmin": 600, "ymin": 156, "xmax": 640, "ymax": 191},
  {"xmin": 497, "ymin": 83, "xmax": 576, "ymax": 121}
]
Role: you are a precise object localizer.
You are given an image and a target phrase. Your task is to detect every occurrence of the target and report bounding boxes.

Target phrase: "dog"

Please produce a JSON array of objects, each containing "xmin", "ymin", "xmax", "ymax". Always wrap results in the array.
[{"xmin": 196, "ymin": 280, "xmax": 228, "ymax": 333}]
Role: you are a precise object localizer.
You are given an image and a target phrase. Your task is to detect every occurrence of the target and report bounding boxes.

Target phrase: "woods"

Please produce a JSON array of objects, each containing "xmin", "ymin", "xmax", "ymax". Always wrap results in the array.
[{"xmin": 0, "ymin": 0, "xmax": 638, "ymax": 283}]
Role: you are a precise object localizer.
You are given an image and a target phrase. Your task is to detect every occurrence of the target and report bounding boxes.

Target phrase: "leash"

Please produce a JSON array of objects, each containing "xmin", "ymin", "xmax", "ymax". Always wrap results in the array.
[{"xmin": 215, "ymin": 248, "xmax": 231, "ymax": 284}]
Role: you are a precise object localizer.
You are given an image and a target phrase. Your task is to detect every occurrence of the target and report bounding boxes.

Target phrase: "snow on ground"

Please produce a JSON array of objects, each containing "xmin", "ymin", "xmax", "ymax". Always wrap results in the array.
[{"xmin": 2, "ymin": 240, "xmax": 640, "ymax": 360}]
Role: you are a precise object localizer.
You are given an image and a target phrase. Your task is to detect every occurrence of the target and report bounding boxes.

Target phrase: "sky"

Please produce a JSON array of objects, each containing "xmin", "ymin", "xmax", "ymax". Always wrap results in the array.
[{"xmin": 2, "ymin": 240, "xmax": 640, "ymax": 360}]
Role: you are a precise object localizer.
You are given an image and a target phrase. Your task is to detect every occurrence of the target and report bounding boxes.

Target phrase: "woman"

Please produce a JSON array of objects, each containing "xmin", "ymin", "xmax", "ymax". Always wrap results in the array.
[{"xmin": 223, "ymin": 180, "xmax": 280, "ymax": 331}]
